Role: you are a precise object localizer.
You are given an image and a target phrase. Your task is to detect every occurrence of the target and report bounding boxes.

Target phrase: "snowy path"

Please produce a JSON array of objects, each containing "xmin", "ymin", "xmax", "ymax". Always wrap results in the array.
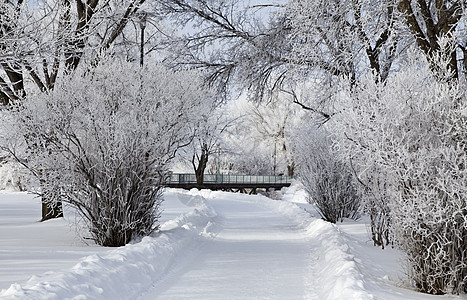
[
  {"xmin": 138, "ymin": 195, "xmax": 318, "ymax": 300},
  {"xmin": 7, "ymin": 189, "xmax": 458, "ymax": 299}
]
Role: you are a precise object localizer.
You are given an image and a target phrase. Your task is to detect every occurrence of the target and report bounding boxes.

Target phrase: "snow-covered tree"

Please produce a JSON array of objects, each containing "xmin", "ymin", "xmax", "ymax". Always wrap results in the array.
[
  {"xmin": 354, "ymin": 163, "xmax": 393, "ymax": 249},
  {"xmin": 331, "ymin": 45, "xmax": 466, "ymax": 294},
  {"xmin": 0, "ymin": 0, "xmax": 162, "ymax": 105},
  {"xmin": 246, "ymin": 99, "xmax": 300, "ymax": 176},
  {"xmin": 208, "ymin": 99, "xmax": 273, "ymax": 176},
  {"xmin": 0, "ymin": 0, "xmax": 165, "ymax": 220},
  {"xmin": 217, "ymin": 95, "xmax": 302, "ymax": 176},
  {"xmin": 287, "ymin": 0, "xmax": 401, "ymax": 83},
  {"xmin": 1, "ymin": 58, "xmax": 209, "ymax": 246},
  {"xmin": 154, "ymin": 0, "xmax": 404, "ymax": 111},
  {"xmin": 397, "ymin": 0, "xmax": 465, "ymax": 80},
  {"xmin": 155, "ymin": 0, "xmax": 467, "ymax": 116},
  {"xmin": 187, "ymin": 106, "xmax": 233, "ymax": 186}
]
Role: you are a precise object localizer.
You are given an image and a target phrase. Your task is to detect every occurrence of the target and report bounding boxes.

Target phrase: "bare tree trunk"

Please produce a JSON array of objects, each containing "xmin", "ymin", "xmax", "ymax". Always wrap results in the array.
[
  {"xmin": 287, "ymin": 161, "xmax": 295, "ymax": 177},
  {"xmin": 192, "ymin": 145, "xmax": 209, "ymax": 188}
]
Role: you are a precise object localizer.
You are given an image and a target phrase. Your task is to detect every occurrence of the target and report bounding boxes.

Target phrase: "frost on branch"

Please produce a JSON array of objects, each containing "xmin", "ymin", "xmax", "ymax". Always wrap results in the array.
[{"xmin": 6, "ymin": 58, "xmax": 210, "ymax": 247}]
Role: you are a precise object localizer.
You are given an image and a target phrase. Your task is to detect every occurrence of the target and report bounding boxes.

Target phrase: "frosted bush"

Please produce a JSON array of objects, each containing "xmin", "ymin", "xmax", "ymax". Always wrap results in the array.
[
  {"xmin": 386, "ymin": 80, "xmax": 466, "ymax": 294},
  {"xmin": 295, "ymin": 125, "xmax": 360, "ymax": 223},
  {"xmin": 332, "ymin": 48, "xmax": 466, "ymax": 294},
  {"xmin": 358, "ymin": 166, "xmax": 392, "ymax": 249},
  {"xmin": 5, "ymin": 58, "xmax": 211, "ymax": 246}
]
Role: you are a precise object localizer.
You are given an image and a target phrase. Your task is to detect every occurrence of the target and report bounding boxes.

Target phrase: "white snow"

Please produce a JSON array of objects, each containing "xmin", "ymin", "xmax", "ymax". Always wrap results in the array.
[{"xmin": 0, "ymin": 187, "xmax": 466, "ymax": 299}]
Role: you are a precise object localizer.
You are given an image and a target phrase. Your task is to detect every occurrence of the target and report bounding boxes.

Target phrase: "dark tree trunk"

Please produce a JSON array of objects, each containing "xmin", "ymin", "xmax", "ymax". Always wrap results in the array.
[
  {"xmin": 39, "ymin": 177, "xmax": 63, "ymax": 221},
  {"xmin": 287, "ymin": 161, "xmax": 295, "ymax": 177},
  {"xmin": 41, "ymin": 199, "xmax": 63, "ymax": 221},
  {"xmin": 398, "ymin": 0, "xmax": 463, "ymax": 80},
  {"xmin": 192, "ymin": 145, "xmax": 209, "ymax": 188}
]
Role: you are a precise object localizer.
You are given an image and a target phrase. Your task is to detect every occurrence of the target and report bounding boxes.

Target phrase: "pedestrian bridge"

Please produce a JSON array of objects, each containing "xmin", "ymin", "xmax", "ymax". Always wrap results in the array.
[{"xmin": 166, "ymin": 173, "xmax": 294, "ymax": 193}]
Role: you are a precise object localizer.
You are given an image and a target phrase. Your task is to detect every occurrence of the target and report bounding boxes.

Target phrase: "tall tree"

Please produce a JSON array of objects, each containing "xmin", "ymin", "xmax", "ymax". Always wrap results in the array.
[
  {"xmin": 247, "ymin": 99, "xmax": 300, "ymax": 176},
  {"xmin": 0, "ymin": 0, "xmax": 147, "ymax": 220},
  {"xmin": 187, "ymin": 108, "xmax": 235, "ymax": 187},
  {"xmin": 157, "ymin": 0, "xmax": 466, "ymax": 111},
  {"xmin": 156, "ymin": 0, "xmax": 400, "ymax": 111}
]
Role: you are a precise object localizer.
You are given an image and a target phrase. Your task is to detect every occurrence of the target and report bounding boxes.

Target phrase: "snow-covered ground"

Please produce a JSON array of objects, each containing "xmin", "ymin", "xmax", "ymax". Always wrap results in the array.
[{"xmin": 0, "ymin": 186, "xmax": 466, "ymax": 299}]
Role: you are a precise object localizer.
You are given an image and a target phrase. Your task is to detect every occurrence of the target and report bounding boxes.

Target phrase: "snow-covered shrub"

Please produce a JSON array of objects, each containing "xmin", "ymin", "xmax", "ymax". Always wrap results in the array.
[
  {"xmin": 295, "ymin": 125, "xmax": 360, "ymax": 223},
  {"xmin": 386, "ymin": 78, "xmax": 466, "ymax": 295},
  {"xmin": 358, "ymin": 166, "xmax": 393, "ymax": 249},
  {"xmin": 4, "ymin": 58, "xmax": 211, "ymax": 246},
  {"xmin": 332, "ymin": 47, "xmax": 467, "ymax": 294}
]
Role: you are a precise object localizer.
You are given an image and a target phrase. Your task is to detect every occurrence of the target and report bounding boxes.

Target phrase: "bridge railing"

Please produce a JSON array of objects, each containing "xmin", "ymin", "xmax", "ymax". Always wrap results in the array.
[{"xmin": 167, "ymin": 173, "xmax": 294, "ymax": 185}]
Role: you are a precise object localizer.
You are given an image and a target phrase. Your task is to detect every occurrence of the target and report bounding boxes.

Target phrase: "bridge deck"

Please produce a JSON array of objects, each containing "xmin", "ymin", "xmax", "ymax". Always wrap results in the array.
[{"xmin": 166, "ymin": 174, "xmax": 293, "ymax": 192}]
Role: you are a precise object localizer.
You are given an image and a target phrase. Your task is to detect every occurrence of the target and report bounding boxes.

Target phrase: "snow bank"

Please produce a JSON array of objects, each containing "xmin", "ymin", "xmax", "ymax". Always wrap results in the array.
[
  {"xmin": 306, "ymin": 219, "xmax": 372, "ymax": 300},
  {"xmin": 258, "ymin": 196, "xmax": 373, "ymax": 300},
  {"xmin": 0, "ymin": 191, "xmax": 217, "ymax": 300},
  {"xmin": 1, "ymin": 188, "xmax": 383, "ymax": 300}
]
